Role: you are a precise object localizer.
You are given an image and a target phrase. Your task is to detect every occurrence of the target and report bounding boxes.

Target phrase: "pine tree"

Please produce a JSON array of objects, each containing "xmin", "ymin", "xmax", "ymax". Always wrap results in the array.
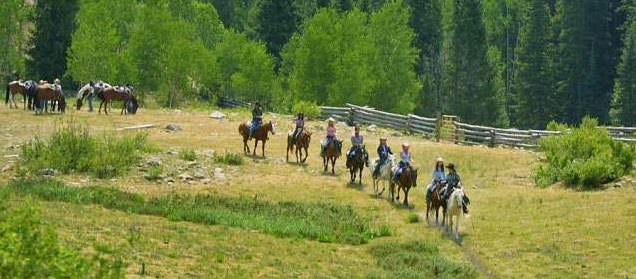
[
  {"xmin": 445, "ymin": 0, "xmax": 507, "ymax": 126},
  {"xmin": 611, "ymin": 5, "xmax": 636, "ymax": 125},
  {"xmin": 0, "ymin": 0, "xmax": 30, "ymax": 83},
  {"xmin": 408, "ymin": 0, "xmax": 443, "ymax": 117},
  {"xmin": 250, "ymin": 0, "xmax": 297, "ymax": 70},
  {"xmin": 27, "ymin": 0, "xmax": 78, "ymax": 82},
  {"xmin": 512, "ymin": 0, "xmax": 554, "ymax": 129}
]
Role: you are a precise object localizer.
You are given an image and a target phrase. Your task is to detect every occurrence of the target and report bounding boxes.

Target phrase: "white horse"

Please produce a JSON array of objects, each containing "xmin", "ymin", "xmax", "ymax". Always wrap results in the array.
[
  {"xmin": 446, "ymin": 187, "xmax": 466, "ymax": 239},
  {"xmin": 372, "ymin": 154, "xmax": 395, "ymax": 197}
]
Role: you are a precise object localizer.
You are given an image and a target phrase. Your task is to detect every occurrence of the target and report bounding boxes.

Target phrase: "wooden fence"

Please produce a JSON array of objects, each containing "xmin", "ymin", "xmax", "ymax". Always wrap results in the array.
[
  {"xmin": 217, "ymin": 96, "xmax": 250, "ymax": 108},
  {"xmin": 319, "ymin": 104, "xmax": 636, "ymax": 148}
]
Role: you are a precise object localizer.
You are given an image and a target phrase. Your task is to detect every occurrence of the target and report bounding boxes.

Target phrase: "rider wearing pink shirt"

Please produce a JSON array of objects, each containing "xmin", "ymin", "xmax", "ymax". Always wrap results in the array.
[{"xmin": 321, "ymin": 118, "xmax": 340, "ymax": 156}]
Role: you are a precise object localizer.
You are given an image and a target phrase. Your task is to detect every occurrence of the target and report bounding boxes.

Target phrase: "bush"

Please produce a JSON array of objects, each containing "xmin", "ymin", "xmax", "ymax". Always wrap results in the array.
[
  {"xmin": 407, "ymin": 213, "xmax": 420, "ymax": 223},
  {"xmin": 19, "ymin": 121, "xmax": 152, "ymax": 178},
  {"xmin": 144, "ymin": 165, "xmax": 164, "ymax": 181},
  {"xmin": 546, "ymin": 120, "xmax": 569, "ymax": 132},
  {"xmin": 179, "ymin": 148, "xmax": 197, "ymax": 161},
  {"xmin": 0, "ymin": 191, "xmax": 124, "ymax": 278},
  {"xmin": 291, "ymin": 100, "xmax": 321, "ymax": 120},
  {"xmin": 214, "ymin": 151, "xmax": 243, "ymax": 165},
  {"xmin": 534, "ymin": 117, "xmax": 635, "ymax": 189}
]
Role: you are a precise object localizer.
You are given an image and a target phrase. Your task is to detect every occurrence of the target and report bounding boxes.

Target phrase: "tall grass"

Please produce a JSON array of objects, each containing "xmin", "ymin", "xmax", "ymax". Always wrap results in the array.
[
  {"xmin": 367, "ymin": 240, "xmax": 477, "ymax": 278},
  {"xmin": 179, "ymin": 148, "xmax": 197, "ymax": 161},
  {"xmin": 213, "ymin": 151, "xmax": 244, "ymax": 165},
  {"xmin": 19, "ymin": 121, "xmax": 153, "ymax": 178},
  {"xmin": 9, "ymin": 179, "xmax": 389, "ymax": 245}
]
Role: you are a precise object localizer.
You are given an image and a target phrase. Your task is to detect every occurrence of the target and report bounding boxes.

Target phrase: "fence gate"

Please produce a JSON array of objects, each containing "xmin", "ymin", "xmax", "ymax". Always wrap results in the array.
[{"xmin": 439, "ymin": 115, "xmax": 460, "ymax": 142}]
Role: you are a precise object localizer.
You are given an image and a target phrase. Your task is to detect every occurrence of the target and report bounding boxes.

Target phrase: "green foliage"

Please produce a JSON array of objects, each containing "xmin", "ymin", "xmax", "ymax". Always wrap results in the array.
[
  {"xmin": 213, "ymin": 151, "xmax": 244, "ymax": 165},
  {"xmin": 291, "ymin": 100, "xmax": 321, "ymax": 119},
  {"xmin": 249, "ymin": 0, "xmax": 297, "ymax": 66},
  {"xmin": 0, "ymin": 191, "xmax": 124, "ymax": 278},
  {"xmin": 534, "ymin": 117, "xmax": 635, "ymax": 188},
  {"xmin": 179, "ymin": 148, "xmax": 197, "ymax": 161},
  {"xmin": 611, "ymin": 7, "xmax": 636, "ymax": 126},
  {"xmin": 145, "ymin": 165, "xmax": 164, "ymax": 181},
  {"xmin": 406, "ymin": 213, "xmax": 420, "ymax": 223},
  {"xmin": 19, "ymin": 121, "xmax": 151, "ymax": 178},
  {"xmin": 546, "ymin": 120, "xmax": 569, "ymax": 132},
  {"xmin": 367, "ymin": 240, "xmax": 477, "ymax": 278},
  {"xmin": 9, "ymin": 179, "xmax": 388, "ymax": 245},
  {"xmin": 0, "ymin": 0, "xmax": 30, "ymax": 83}
]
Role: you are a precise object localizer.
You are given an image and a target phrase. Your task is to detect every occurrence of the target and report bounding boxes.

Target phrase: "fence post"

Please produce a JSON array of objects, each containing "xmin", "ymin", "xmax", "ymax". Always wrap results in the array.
[
  {"xmin": 406, "ymin": 115, "xmax": 412, "ymax": 134},
  {"xmin": 454, "ymin": 121, "xmax": 459, "ymax": 144},
  {"xmin": 489, "ymin": 130, "xmax": 496, "ymax": 147},
  {"xmin": 435, "ymin": 113, "xmax": 441, "ymax": 142},
  {"xmin": 347, "ymin": 107, "xmax": 355, "ymax": 126}
]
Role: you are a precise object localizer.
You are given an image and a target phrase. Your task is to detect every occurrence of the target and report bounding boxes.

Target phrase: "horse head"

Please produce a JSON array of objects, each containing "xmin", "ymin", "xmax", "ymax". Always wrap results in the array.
[
  {"xmin": 268, "ymin": 121, "xmax": 276, "ymax": 135},
  {"xmin": 129, "ymin": 96, "xmax": 139, "ymax": 114},
  {"xmin": 411, "ymin": 168, "xmax": 418, "ymax": 187}
]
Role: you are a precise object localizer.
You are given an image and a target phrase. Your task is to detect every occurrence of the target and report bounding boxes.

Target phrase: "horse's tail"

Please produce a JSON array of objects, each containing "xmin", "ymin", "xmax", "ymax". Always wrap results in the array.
[{"xmin": 5, "ymin": 85, "xmax": 9, "ymax": 105}]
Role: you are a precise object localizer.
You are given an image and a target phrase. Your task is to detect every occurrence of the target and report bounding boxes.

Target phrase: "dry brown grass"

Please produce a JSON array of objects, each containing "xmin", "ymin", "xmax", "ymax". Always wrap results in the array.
[{"xmin": 1, "ymin": 105, "xmax": 635, "ymax": 278}]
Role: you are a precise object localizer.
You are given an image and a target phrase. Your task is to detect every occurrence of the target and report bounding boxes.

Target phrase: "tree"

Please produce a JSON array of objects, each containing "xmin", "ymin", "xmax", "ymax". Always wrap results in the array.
[
  {"xmin": 445, "ymin": 0, "xmax": 507, "ymax": 126},
  {"xmin": 367, "ymin": 0, "xmax": 421, "ymax": 114},
  {"xmin": 27, "ymin": 0, "xmax": 78, "ymax": 82},
  {"xmin": 611, "ymin": 5, "xmax": 636, "ymax": 125},
  {"xmin": 250, "ymin": 0, "xmax": 296, "ymax": 70},
  {"xmin": 512, "ymin": 0, "xmax": 554, "ymax": 129},
  {"xmin": 408, "ymin": 0, "xmax": 443, "ymax": 117},
  {"xmin": 0, "ymin": 0, "xmax": 30, "ymax": 83}
]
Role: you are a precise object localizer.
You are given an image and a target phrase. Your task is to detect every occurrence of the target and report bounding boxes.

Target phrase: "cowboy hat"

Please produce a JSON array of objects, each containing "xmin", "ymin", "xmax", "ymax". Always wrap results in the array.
[
  {"xmin": 446, "ymin": 163, "xmax": 456, "ymax": 169},
  {"xmin": 379, "ymin": 136, "xmax": 387, "ymax": 141},
  {"xmin": 402, "ymin": 142, "xmax": 409, "ymax": 147},
  {"xmin": 436, "ymin": 157, "xmax": 444, "ymax": 162},
  {"xmin": 327, "ymin": 117, "xmax": 335, "ymax": 123}
]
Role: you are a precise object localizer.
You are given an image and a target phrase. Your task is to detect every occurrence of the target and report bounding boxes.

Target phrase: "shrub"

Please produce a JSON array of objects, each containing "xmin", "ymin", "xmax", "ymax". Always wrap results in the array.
[
  {"xmin": 0, "ymin": 191, "xmax": 125, "ymax": 278},
  {"xmin": 214, "ymin": 151, "xmax": 243, "ymax": 165},
  {"xmin": 179, "ymin": 148, "xmax": 197, "ymax": 161},
  {"xmin": 291, "ymin": 100, "xmax": 321, "ymax": 120},
  {"xmin": 19, "ymin": 121, "xmax": 152, "ymax": 178},
  {"xmin": 368, "ymin": 240, "xmax": 477, "ymax": 278},
  {"xmin": 407, "ymin": 213, "xmax": 420, "ymax": 223},
  {"xmin": 145, "ymin": 165, "xmax": 164, "ymax": 181},
  {"xmin": 534, "ymin": 117, "xmax": 636, "ymax": 189},
  {"xmin": 546, "ymin": 120, "xmax": 569, "ymax": 132}
]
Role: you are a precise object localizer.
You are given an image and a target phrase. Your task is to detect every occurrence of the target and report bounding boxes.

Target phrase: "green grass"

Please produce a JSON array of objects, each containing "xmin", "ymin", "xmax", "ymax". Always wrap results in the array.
[
  {"xmin": 8, "ymin": 179, "xmax": 388, "ymax": 245},
  {"xmin": 19, "ymin": 120, "xmax": 153, "ymax": 178},
  {"xmin": 144, "ymin": 165, "xmax": 164, "ymax": 181},
  {"xmin": 406, "ymin": 213, "xmax": 420, "ymax": 223},
  {"xmin": 213, "ymin": 151, "xmax": 244, "ymax": 165},
  {"xmin": 178, "ymin": 148, "xmax": 197, "ymax": 161},
  {"xmin": 367, "ymin": 240, "xmax": 477, "ymax": 278}
]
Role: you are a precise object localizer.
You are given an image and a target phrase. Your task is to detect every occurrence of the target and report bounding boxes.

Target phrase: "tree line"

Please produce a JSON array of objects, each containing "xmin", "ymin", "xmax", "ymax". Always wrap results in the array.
[{"xmin": 3, "ymin": 0, "xmax": 636, "ymax": 129}]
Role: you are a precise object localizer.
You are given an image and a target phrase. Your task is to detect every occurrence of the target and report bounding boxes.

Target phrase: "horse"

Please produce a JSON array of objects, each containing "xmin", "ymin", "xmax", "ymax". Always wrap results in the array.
[
  {"xmin": 372, "ymin": 154, "xmax": 395, "ymax": 196},
  {"xmin": 96, "ymin": 85, "xmax": 138, "ymax": 115},
  {"xmin": 446, "ymin": 187, "xmax": 467, "ymax": 239},
  {"xmin": 426, "ymin": 179, "xmax": 447, "ymax": 225},
  {"xmin": 23, "ymin": 80, "xmax": 38, "ymax": 110},
  {"xmin": 239, "ymin": 121, "xmax": 276, "ymax": 157},
  {"xmin": 390, "ymin": 166, "xmax": 418, "ymax": 207},
  {"xmin": 33, "ymin": 83, "xmax": 65, "ymax": 114},
  {"xmin": 322, "ymin": 139, "xmax": 341, "ymax": 174},
  {"xmin": 5, "ymin": 81, "xmax": 26, "ymax": 109},
  {"xmin": 76, "ymin": 82, "xmax": 97, "ymax": 110},
  {"xmin": 287, "ymin": 130, "xmax": 312, "ymax": 163},
  {"xmin": 347, "ymin": 146, "xmax": 369, "ymax": 184}
]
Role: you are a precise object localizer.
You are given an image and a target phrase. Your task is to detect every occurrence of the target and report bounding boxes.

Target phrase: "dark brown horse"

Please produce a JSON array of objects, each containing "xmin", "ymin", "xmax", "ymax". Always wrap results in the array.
[
  {"xmin": 287, "ymin": 130, "xmax": 312, "ymax": 163},
  {"xmin": 426, "ymin": 180, "xmax": 447, "ymax": 225},
  {"xmin": 347, "ymin": 146, "xmax": 369, "ymax": 184},
  {"xmin": 239, "ymin": 121, "xmax": 276, "ymax": 157},
  {"xmin": 390, "ymin": 166, "xmax": 418, "ymax": 207},
  {"xmin": 96, "ymin": 85, "xmax": 138, "ymax": 115},
  {"xmin": 5, "ymin": 81, "xmax": 26, "ymax": 109},
  {"xmin": 322, "ymin": 140, "xmax": 341, "ymax": 174},
  {"xmin": 34, "ymin": 84, "xmax": 65, "ymax": 114}
]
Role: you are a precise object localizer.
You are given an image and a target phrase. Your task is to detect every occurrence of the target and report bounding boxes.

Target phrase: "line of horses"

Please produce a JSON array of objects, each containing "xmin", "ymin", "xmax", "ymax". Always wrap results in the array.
[
  {"xmin": 238, "ymin": 119, "xmax": 469, "ymax": 238},
  {"xmin": 5, "ymin": 79, "xmax": 139, "ymax": 115}
]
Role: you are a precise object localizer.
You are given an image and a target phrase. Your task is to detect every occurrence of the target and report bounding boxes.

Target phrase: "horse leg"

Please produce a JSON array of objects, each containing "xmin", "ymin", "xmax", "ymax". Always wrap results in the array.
[
  {"xmin": 331, "ymin": 157, "xmax": 335, "ymax": 175},
  {"xmin": 98, "ymin": 100, "xmax": 103, "ymax": 114},
  {"xmin": 261, "ymin": 140, "xmax": 266, "ymax": 158},
  {"xmin": 358, "ymin": 168, "xmax": 363, "ymax": 185},
  {"xmin": 253, "ymin": 140, "xmax": 258, "ymax": 156},
  {"xmin": 403, "ymin": 187, "xmax": 410, "ymax": 207},
  {"xmin": 323, "ymin": 156, "xmax": 327, "ymax": 172}
]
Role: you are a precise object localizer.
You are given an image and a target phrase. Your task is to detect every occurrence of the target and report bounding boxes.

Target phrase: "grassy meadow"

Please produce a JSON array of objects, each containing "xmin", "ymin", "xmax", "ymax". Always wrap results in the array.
[{"xmin": 1, "ymin": 103, "xmax": 635, "ymax": 278}]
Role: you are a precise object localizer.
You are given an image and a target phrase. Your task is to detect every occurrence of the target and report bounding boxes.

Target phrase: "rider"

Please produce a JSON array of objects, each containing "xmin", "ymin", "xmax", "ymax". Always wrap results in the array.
[
  {"xmin": 392, "ymin": 142, "xmax": 414, "ymax": 183},
  {"xmin": 426, "ymin": 157, "xmax": 446, "ymax": 202},
  {"xmin": 442, "ymin": 163, "xmax": 469, "ymax": 214},
  {"xmin": 373, "ymin": 137, "xmax": 393, "ymax": 177},
  {"xmin": 291, "ymin": 113, "xmax": 305, "ymax": 144},
  {"xmin": 346, "ymin": 125, "xmax": 365, "ymax": 167},
  {"xmin": 320, "ymin": 118, "xmax": 338, "ymax": 156},
  {"xmin": 249, "ymin": 102, "xmax": 263, "ymax": 139}
]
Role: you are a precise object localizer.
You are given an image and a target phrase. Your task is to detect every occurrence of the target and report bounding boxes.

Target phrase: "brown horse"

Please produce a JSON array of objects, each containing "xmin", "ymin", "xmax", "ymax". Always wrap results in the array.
[
  {"xmin": 34, "ymin": 84, "xmax": 65, "ymax": 114},
  {"xmin": 97, "ymin": 85, "xmax": 138, "ymax": 115},
  {"xmin": 239, "ymin": 121, "xmax": 276, "ymax": 157},
  {"xmin": 5, "ymin": 81, "xmax": 26, "ymax": 109},
  {"xmin": 322, "ymin": 140, "xmax": 341, "ymax": 174},
  {"xmin": 426, "ymin": 180, "xmax": 447, "ymax": 225},
  {"xmin": 347, "ymin": 146, "xmax": 369, "ymax": 184},
  {"xmin": 287, "ymin": 130, "xmax": 312, "ymax": 163},
  {"xmin": 390, "ymin": 166, "xmax": 418, "ymax": 207}
]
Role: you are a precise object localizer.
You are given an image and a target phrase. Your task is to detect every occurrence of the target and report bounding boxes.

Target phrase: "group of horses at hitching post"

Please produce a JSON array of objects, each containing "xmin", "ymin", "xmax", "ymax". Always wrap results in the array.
[
  {"xmin": 238, "ymin": 118, "xmax": 469, "ymax": 238},
  {"xmin": 5, "ymin": 79, "xmax": 139, "ymax": 115}
]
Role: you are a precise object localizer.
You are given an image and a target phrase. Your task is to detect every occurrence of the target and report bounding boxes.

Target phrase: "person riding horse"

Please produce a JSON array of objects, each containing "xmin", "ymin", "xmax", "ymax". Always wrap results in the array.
[
  {"xmin": 392, "ymin": 142, "xmax": 414, "ymax": 183},
  {"xmin": 426, "ymin": 157, "xmax": 447, "ymax": 202},
  {"xmin": 320, "ymin": 118, "xmax": 341, "ymax": 156},
  {"xmin": 440, "ymin": 163, "xmax": 470, "ymax": 215},
  {"xmin": 373, "ymin": 137, "xmax": 393, "ymax": 177},
  {"xmin": 346, "ymin": 125, "xmax": 367, "ymax": 168},
  {"xmin": 249, "ymin": 102, "xmax": 263, "ymax": 139},
  {"xmin": 291, "ymin": 113, "xmax": 304, "ymax": 144}
]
